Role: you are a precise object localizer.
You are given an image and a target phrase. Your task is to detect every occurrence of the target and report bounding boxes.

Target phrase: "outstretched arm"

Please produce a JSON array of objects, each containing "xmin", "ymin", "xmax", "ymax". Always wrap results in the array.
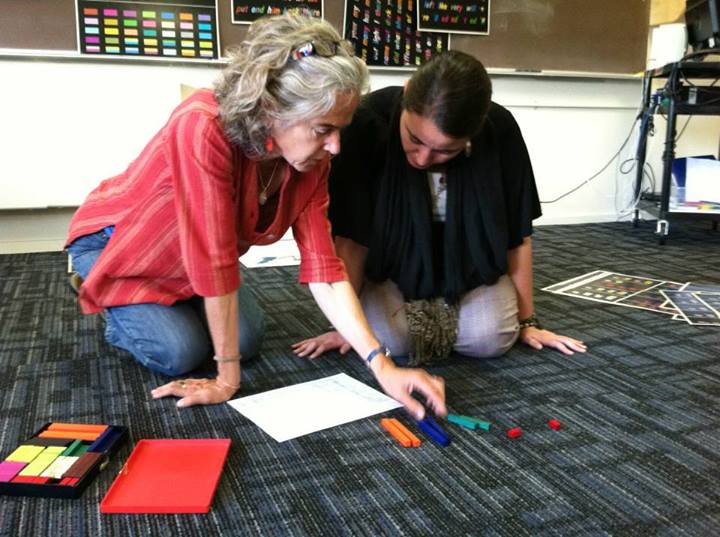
[
  {"xmin": 293, "ymin": 236, "xmax": 366, "ymax": 358},
  {"xmin": 508, "ymin": 237, "xmax": 587, "ymax": 355},
  {"xmin": 308, "ymin": 280, "xmax": 446, "ymax": 420}
]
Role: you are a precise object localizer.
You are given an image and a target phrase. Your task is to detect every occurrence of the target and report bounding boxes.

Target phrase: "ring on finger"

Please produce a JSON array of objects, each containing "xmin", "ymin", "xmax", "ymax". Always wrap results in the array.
[{"xmin": 178, "ymin": 380, "xmax": 187, "ymax": 389}]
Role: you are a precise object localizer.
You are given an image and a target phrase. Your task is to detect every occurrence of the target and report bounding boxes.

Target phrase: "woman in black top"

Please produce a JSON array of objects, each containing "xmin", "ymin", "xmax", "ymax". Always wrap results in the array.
[{"xmin": 294, "ymin": 51, "xmax": 585, "ymax": 365}]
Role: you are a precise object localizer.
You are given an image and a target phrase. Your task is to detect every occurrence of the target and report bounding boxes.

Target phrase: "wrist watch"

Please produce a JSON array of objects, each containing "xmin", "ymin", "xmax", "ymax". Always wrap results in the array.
[{"xmin": 366, "ymin": 345, "xmax": 390, "ymax": 365}]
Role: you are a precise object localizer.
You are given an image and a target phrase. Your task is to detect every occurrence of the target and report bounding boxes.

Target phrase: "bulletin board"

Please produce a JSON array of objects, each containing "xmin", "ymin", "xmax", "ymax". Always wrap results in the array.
[
  {"xmin": 0, "ymin": 0, "xmax": 650, "ymax": 74},
  {"xmin": 418, "ymin": 0, "xmax": 490, "ymax": 35},
  {"xmin": 230, "ymin": 0, "xmax": 322, "ymax": 24},
  {"xmin": 76, "ymin": 0, "xmax": 220, "ymax": 59},
  {"xmin": 343, "ymin": 0, "xmax": 450, "ymax": 68}
]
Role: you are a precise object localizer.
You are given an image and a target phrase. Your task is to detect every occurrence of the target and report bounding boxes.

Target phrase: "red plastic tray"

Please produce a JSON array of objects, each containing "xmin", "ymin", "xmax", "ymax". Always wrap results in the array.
[{"xmin": 100, "ymin": 439, "xmax": 231, "ymax": 514}]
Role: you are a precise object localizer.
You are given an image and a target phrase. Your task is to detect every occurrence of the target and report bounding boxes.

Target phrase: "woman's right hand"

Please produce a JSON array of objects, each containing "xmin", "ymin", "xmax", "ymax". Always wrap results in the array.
[
  {"xmin": 150, "ymin": 377, "xmax": 239, "ymax": 408},
  {"xmin": 371, "ymin": 357, "xmax": 447, "ymax": 420},
  {"xmin": 292, "ymin": 330, "xmax": 352, "ymax": 359}
]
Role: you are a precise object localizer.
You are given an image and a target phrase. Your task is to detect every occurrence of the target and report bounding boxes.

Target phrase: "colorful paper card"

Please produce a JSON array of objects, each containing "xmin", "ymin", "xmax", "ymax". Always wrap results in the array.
[
  {"xmin": 660, "ymin": 290, "xmax": 720, "ymax": 326},
  {"xmin": 343, "ymin": 0, "xmax": 450, "ymax": 68},
  {"xmin": 543, "ymin": 270, "xmax": 685, "ymax": 315},
  {"xmin": 418, "ymin": 0, "xmax": 490, "ymax": 35},
  {"xmin": 76, "ymin": 0, "xmax": 219, "ymax": 60},
  {"xmin": 231, "ymin": 0, "xmax": 323, "ymax": 24}
]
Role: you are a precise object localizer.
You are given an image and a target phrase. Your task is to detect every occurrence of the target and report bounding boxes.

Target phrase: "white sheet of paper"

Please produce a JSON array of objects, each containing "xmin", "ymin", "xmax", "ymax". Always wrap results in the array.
[
  {"xmin": 240, "ymin": 231, "xmax": 300, "ymax": 268},
  {"xmin": 685, "ymin": 158, "xmax": 720, "ymax": 203},
  {"xmin": 227, "ymin": 373, "xmax": 402, "ymax": 442}
]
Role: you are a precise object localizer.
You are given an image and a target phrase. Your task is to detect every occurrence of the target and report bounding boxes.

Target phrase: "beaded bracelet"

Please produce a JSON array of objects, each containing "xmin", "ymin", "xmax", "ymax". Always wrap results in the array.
[{"xmin": 518, "ymin": 313, "xmax": 542, "ymax": 330}]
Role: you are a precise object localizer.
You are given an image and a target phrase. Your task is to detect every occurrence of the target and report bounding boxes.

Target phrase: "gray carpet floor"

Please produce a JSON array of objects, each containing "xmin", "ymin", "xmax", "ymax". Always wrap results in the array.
[{"xmin": 1, "ymin": 220, "xmax": 720, "ymax": 536}]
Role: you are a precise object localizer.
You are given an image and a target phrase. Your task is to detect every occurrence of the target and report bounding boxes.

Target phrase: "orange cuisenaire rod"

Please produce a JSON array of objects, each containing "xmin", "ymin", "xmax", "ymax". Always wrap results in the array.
[
  {"xmin": 380, "ymin": 418, "xmax": 411, "ymax": 447},
  {"xmin": 47, "ymin": 423, "xmax": 108, "ymax": 433},
  {"xmin": 38, "ymin": 430, "xmax": 101, "ymax": 441},
  {"xmin": 388, "ymin": 419, "xmax": 421, "ymax": 448}
]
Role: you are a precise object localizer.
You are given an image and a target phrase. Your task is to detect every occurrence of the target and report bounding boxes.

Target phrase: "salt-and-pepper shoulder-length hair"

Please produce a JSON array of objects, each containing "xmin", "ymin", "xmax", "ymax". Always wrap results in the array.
[{"xmin": 214, "ymin": 14, "xmax": 369, "ymax": 158}]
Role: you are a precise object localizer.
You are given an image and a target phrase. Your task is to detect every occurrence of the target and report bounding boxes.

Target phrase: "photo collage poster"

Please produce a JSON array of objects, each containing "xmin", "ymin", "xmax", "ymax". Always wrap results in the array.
[
  {"xmin": 417, "ymin": 0, "xmax": 490, "ymax": 35},
  {"xmin": 77, "ymin": 0, "xmax": 220, "ymax": 60},
  {"xmin": 344, "ymin": 0, "xmax": 449, "ymax": 68}
]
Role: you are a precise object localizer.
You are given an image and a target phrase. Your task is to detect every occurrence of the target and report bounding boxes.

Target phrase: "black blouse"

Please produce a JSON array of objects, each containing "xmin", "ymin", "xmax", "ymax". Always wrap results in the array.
[{"xmin": 328, "ymin": 86, "xmax": 541, "ymax": 303}]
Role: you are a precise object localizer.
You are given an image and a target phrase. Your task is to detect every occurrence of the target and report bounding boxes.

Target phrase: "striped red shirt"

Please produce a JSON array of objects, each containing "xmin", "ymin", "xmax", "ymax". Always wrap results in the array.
[{"xmin": 66, "ymin": 89, "xmax": 347, "ymax": 314}]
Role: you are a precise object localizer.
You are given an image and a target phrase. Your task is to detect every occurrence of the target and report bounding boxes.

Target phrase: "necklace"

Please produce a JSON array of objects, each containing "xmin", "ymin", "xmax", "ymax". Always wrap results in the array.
[
  {"xmin": 435, "ymin": 173, "xmax": 447, "ymax": 196},
  {"xmin": 431, "ymin": 172, "xmax": 447, "ymax": 201},
  {"xmin": 257, "ymin": 159, "xmax": 280, "ymax": 205}
]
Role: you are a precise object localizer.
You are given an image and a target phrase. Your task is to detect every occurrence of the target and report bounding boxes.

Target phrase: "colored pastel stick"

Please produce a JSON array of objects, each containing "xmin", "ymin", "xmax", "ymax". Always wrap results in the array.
[
  {"xmin": 507, "ymin": 427, "xmax": 523, "ymax": 439},
  {"xmin": 417, "ymin": 421, "xmax": 450, "ymax": 447},
  {"xmin": 5, "ymin": 445, "xmax": 44, "ymax": 463},
  {"xmin": 381, "ymin": 419, "xmax": 411, "ymax": 447},
  {"xmin": 447, "ymin": 414, "xmax": 478, "ymax": 430},
  {"xmin": 41, "ymin": 456, "xmax": 79, "ymax": 479},
  {"xmin": 62, "ymin": 439, "xmax": 84, "ymax": 456},
  {"xmin": 39, "ymin": 430, "xmax": 100, "ymax": 441},
  {"xmin": 88, "ymin": 427, "xmax": 122, "ymax": 452},
  {"xmin": 18, "ymin": 449, "xmax": 60, "ymax": 477},
  {"xmin": 423, "ymin": 415, "xmax": 450, "ymax": 439},
  {"xmin": 27, "ymin": 437, "xmax": 73, "ymax": 447},
  {"xmin": 0, "ymin": 461, "xmax": 26, "ymax": 482},
  {"xmin": 12, "ymin": 475, "xmax": 37, "ymax": 484},
  {"xmin": 63, "ymin": 452, "xmax": 101, "ymax": 478},
  {"xmin": 469, "ymin": 419, "xmax": 491, "ymax": 431},
  {"xmin": 416, "ymin": 417, "xmax": 451, "ymax": 447},
  {"xmin": 548, "ymin": 419, "xmax": 562, "ymax": 431},
  {"xmin": 48, "ymin": 423, "xmax": 108, "ymax": 434},
  {"xmin": 389, "ymin": 419, "xmax": 421, "ymax": 447},
  {"xmin": 448, "ymin": 414, "xmax": 491, "ymax": 430}
]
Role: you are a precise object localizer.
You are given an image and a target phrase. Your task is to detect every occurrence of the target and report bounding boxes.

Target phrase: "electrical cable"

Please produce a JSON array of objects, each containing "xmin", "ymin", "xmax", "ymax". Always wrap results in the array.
[
  {"xmin": 540, "ymin": 117, "xmax": 639, "ymax": 204},
  {"xmin": 541, "ymin": 50, "xmax": 719, "ymax": 206}
]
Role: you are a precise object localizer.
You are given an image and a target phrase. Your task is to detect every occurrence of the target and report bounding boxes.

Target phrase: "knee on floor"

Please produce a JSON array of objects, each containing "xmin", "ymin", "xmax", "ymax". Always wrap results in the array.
[
  {"xmin": 132, "ymin": 332, "xmax": 210, "ymax": 377},
  {"xmin": 456, "ymin": 326, "xmax": 519, "ymax": 359},
  {"xmin": 239, "ymin": 320, "xmax": 265, "ymax": 360}
]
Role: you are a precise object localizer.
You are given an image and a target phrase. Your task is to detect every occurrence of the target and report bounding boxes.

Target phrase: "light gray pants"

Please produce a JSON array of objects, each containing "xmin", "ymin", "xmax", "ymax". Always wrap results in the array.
[{"xmin": 360, "ymin": 275, "xmax": 519, "ymax": 359}]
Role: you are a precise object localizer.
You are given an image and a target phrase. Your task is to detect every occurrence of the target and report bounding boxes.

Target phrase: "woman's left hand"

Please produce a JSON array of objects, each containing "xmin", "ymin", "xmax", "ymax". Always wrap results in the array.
[
  {"xmin": 520, "ymin": 327, "xmax": 587, "ymax": 355},
  {"xmin": 150, "ymin": 378, "xmax": 239, "ymax": 408}
]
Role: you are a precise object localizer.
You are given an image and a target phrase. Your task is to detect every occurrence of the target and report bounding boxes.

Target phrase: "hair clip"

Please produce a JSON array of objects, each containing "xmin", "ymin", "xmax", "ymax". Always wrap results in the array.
[
  {"xmin": 291, "ymin": 42, "xmax": 315, "ymax": 60},
  {"xmin": 290, "ymin": 41, "xmax": 340, "ymax": 61}
]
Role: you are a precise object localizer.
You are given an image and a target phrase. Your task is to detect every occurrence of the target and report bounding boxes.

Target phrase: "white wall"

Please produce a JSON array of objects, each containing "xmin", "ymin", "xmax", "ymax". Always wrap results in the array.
[
  {"xmin": 0, "ymin": 58, "xmax": 219, "ymax": 209},
  {"xmin": 0, "ymin": 56, "xmax": 718, "ymax": 252}
]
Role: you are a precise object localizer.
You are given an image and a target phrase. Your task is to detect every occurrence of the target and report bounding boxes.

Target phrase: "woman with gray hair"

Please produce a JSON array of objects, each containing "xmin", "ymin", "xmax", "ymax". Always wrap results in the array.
[{"xmin": 65, "ymin": 14, "xmax": 445, "ymax": 419}]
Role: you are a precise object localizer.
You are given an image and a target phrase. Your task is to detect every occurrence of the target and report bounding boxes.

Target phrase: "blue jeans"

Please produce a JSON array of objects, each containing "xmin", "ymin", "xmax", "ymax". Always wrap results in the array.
[{"xmin": 67, "ymin": 229, "xmax": 265, "ymax": 377}]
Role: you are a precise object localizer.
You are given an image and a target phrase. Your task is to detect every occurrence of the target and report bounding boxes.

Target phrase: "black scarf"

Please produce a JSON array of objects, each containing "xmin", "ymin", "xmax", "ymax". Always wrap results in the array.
[{"xmin": 365, "ymin": 94, "xmax": 509, "ymax": 305}]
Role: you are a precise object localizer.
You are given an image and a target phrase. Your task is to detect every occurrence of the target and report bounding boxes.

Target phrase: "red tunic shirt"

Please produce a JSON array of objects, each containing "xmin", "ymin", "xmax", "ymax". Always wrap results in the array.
[{"xmin": 66, "ymin": 89, "xmax": 347, "ymax": 314}]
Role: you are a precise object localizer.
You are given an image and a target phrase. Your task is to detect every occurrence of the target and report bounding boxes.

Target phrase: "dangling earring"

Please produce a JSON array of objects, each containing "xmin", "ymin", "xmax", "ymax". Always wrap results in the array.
[
  {"xmin": 465, "ymin": 140, "xmax": 472, "ymax": 157},
  {"xmin": 265, "ymin": 137, "xmax": 274, "ymax": 154}
]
